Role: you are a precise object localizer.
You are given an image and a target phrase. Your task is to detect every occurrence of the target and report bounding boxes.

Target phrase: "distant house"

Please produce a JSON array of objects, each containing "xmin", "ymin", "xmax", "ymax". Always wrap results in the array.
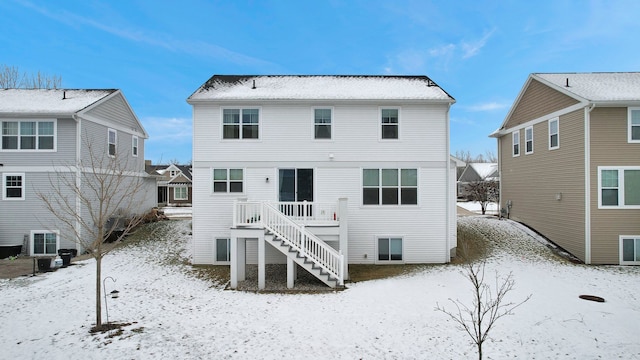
[
  {"xmin": 145, "ymin": 162, "xmax": 193, "ymax": 206},
  {"xmin": 187, "ymin": 75, "xmax": 457, "ymax": 289},
  {"xmin": 491, "ymin": 72, "xmax": 640, "ymax": 265},
  {"xmin": 457, "ymin": 162, "xmax": 498, "ymax": 199},
  {"xmin": 0, "ymin": 89, "xmax": 155, "ymax": 257}
]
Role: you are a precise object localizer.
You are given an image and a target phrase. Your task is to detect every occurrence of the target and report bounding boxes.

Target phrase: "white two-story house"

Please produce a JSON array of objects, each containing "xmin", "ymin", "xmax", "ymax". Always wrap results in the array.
[{"xmin": 188, "ymin": 75, "xmax": 457, "ymax": 289}]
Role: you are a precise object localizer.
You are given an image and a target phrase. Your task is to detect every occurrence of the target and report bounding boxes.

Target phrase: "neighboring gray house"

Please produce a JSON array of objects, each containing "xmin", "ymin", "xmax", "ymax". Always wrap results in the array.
[
  {"xmin": 187, "ymin": 75, "xmax": 457, "ymax": 289},
  {"xmin": 457, "ymin": 162, "xmax": 498, "ymax": 199},
  {"xmin": 0, "ymin": 89, "xmax": 155, "ymax": 257}
]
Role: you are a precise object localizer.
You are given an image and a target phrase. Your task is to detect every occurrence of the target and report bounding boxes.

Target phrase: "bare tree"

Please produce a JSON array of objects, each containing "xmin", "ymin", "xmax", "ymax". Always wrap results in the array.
[
  {"xmin": 0, "ymin": 64, "xmax": 62, "ymax": 89},
  {"xmin": 37, "ymin": 136, "xmax": 150, "ymax": 330},
  {"xmin": 465, "ymin": 180, "xmax": 499, "ymax": 215},
  {"xmin": 484, "ymin": 150, "xmax": 497, "ymax": 163},
  {"xmin": 436, "ymin": 261, "xmax": 531, "ymax": 360},
  {"xmin": 454, "ymin": 150, "xmax": 497, "ymax": 164}
]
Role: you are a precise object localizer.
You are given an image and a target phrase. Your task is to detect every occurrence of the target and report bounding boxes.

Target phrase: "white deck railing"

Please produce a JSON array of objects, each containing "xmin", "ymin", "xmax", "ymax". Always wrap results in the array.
[{"xmin": 233, "ymin": 200, "xmax": 343, "ymax": 285}]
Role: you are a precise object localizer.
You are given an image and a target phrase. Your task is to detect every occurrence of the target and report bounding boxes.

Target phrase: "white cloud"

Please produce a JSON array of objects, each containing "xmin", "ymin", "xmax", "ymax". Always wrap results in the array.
[
  {"xmin": 460, "ymin": 28, "xmax": 496, "ymax": 59},
  {"xmin": 142, "ymin": 116, "xmax": 192, "ymax": 143}
]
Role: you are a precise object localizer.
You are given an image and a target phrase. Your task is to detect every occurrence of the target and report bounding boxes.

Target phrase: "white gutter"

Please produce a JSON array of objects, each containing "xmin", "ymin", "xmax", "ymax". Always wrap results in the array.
[
  {"xmin": 584, "ymin": 104, "xmax": 595, "ymax": 264},
  {"xmin": 445, "ymin": 102, "xmax": 452, "ymax": 262}
]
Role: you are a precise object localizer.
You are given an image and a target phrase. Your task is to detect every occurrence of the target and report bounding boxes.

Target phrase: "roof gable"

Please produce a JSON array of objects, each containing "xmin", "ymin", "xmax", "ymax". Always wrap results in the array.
[{"xmin": 188, "ymin": 75, "xmax": 455, "ymax": 102}]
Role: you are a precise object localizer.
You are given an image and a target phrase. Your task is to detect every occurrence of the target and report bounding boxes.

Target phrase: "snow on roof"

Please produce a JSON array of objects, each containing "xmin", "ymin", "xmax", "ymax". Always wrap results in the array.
[
  {"xmin": 0, "ymin": 89, "xmax": 116, "ymax": 115},
  {"xmin": 469, "ymin": 162, "xmax": 498, "ymax": 179},
  {"xmin": 188, "ymin": 75, "xmax": 455, "ymax": 101},
  {"xmin": 534, "ymin": 72, "xmax": 640, "ymax": 102}
]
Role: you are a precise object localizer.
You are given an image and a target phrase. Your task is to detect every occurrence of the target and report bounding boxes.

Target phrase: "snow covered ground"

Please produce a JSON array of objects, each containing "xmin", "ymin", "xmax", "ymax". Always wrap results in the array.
[
  {"xmin": 161, "ymin": 206, "xmax": 192, "ymax": 218},
  {"xmin": 1, "ymin": 217, "xmax": 639, "ymax": 359},
  {"xmin": 458, "ymin": 201, "xmax": 499, "ymax": 215}
]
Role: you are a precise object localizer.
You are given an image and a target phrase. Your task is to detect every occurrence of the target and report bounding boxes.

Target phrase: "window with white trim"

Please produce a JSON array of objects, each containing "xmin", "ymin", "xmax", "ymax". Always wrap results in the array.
[
  {"xmin": 132, "ymin": 135, "xmax": 139, "ymax": 157},
  {"xmin": 599, "ymin": 167, "xmax": 640, "ymax": 208},
  {"xmin": 314, "ymin": 108, "xmax": 332, "ymax": 139},
  {"xmin": 31, "ymin": 231, "xmax": 59, "ymax": 256},
  {"xmin": 108, "ymin": 129, "xmax": 117, "ymax": 157},
  {"xmin": 525, "ymin": 126, "xmax": 533, "ymax": 154},
  {"xmin": 216, "ymin": 238, "xmax": 231, "ymax": 262},
  {"xmin": 378, "ymin": 237, "xmax": 403, "ymax": 261},
  {"xmin": 381, "ymin": 108, "xmax": 399, "ymax": 139},
  {"xmin": 1, "ymin": 120, "xmax": 55, "ymax": 150},
  {"xmin": 549, "ymin": 118, "xmax": 559, "ymax": 150},
  {"xmin": 512, "ymin": 130, "xmax": 520, "ymax": 156},
  {"xmin": 629, "ymin": 107, "xmax": 640, "ymax": 143},
  {"xmin": 223, "ymin": 108, "xmax": 259, "ymax": 139},
  {"xmin": 363, "ymin": 169, "xmax": 417, "ymax": 205},
  {"xmin": 174, "ymin": 186, "xmax": 188, "ymax": 200},
  {"xmin": 213, "ymin": 169, "xmax": 244, "ymax": 193},
  {"xmin": 620, "ymin": 236, "xmax": 640, "ymax": 265},
  {"xmin": 3, "ymin": 173, "xmax": 25, "ymax": 200}
]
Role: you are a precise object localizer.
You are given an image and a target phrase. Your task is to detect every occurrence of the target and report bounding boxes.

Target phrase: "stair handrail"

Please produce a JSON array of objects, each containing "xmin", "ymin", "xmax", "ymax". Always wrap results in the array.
[{"xmin": 262, "ymin": 202, "xmax": 343, "ymax": 285}]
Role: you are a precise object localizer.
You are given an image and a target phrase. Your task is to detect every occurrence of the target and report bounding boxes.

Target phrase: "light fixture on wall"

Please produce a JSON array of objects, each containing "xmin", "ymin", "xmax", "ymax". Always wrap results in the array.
[
  {"xmin": 265, "ymin": 177, "xmax": 269, "ymax": 183},
  {"xmin": 329, "ymin": 153, "xmax": 334, "ymax": 160}
]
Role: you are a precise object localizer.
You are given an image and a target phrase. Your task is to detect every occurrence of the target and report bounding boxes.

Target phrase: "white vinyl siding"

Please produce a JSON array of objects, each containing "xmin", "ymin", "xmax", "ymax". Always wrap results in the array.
[
  {"xmin": 598, "ymin": 167, "xmax": 640, "ymax": 208},
  {"xmin": 525, "ymin": 126, "xmax": 533, "ymax": 154},
  {"xmin": 629, "ymin": 107, "xmax": 640, "ymax": 143},
  {"xmin": 620, "ymin": 236, "xmax": 640, "ymax": 265},
  {"xmin": 512, "ymin": 130, "xmax": 520, "ymax": 157},
  {"xmin": 549, "ymin": 118, "xmax": 559, "ymax": 150},
  {"xmin": 3, "ymin": 173, "xmax": 25, "ymax": 200}
]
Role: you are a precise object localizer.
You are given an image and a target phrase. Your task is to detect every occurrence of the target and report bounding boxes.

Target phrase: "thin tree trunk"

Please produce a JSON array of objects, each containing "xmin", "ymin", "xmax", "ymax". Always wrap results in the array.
[{"xmin": 96, "ymin": 256, "xmax": 102, "ymax": 327}]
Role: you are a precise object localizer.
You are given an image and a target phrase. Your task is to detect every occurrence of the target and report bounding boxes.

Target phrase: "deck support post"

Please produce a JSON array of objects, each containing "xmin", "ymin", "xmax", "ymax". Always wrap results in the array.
[
  {"xmin": 258, "ymin": 232, "xmax": 265, "ymax": 290},
  {"xmin": 286, "ymin": 257, "xmax": 296, "ymax": 289},
  {"xmin": 338, "ymin": 197, "xmax": 349, "ymax": 280}
]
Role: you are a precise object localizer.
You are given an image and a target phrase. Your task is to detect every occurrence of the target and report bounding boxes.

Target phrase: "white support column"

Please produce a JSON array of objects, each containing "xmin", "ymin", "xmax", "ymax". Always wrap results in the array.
[
  {"xmin": 287, "ymin": 257, "xmax": 296, "ymax": 289},
  {"xmin": 230, "ymin": 235, "xmax": 238, "ymax": 289},
  {"xmin": 338, "ymin": 197, "xmax": 349, "ymax": 280},
  {"xmin": 237, "ymin": 238, "xmax": 246, "ymax": 282},
  {"xmin": 258, "ymin": 232, "xmax": 265, "ymax": 290}
]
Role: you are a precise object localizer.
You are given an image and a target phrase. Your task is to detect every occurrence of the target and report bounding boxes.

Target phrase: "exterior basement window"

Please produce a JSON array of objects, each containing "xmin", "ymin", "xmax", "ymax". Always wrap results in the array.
[
  {"xmin": 378, "ymin": 237, "xmax": 403, "ymax": 261},
  {"xmin": 216, "ymin": 238, "xmax": 231, "ymax": 262},
  {"xmin": 620, "ymin": 236, "xmax": 640, "ymax": 265},
  {"xmin": 32, "ymin": 231, "xmax": 58, "ymax": 256}
]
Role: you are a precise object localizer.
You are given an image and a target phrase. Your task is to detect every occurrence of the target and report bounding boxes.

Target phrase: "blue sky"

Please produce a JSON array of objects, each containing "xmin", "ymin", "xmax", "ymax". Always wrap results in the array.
[{"xmin": 2, "ymin": 0, "xmax": 639, "ymax": 163}]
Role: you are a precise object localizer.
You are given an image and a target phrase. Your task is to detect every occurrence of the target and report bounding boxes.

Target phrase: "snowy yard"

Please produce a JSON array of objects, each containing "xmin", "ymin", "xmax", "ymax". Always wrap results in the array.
[{"xmin": 1, "ymin": 217, "xmax": 639, "ymax": 359}]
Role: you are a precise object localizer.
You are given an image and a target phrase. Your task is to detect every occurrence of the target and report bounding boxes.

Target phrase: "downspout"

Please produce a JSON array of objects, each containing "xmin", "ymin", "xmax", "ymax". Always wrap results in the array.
[
  {"xmin": 584, "ymin": 104, "xmax": 595, "ymax": 264},
  {"xmin": 445, "ymin": 102, "xmax": 452, "ymax": 262},
  {"xmin": 73, "ymin": 115, "xmax": 82, "ymax": 254},
  {"xmin": 497, "ymin": 135, "xmax": 502, "ymax": 217}
]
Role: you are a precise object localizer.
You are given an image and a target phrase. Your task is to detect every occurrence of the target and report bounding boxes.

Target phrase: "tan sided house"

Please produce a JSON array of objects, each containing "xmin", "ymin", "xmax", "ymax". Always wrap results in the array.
[{"xmin": 491, "ymin": 72, "xmax": 640, "ymax": 265}]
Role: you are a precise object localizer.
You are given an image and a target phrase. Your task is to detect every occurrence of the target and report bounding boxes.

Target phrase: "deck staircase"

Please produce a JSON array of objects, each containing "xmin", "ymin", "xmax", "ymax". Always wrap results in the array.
[{"xmin": 235, "ymin": 201, "xmax": 344, "ymax": 288}]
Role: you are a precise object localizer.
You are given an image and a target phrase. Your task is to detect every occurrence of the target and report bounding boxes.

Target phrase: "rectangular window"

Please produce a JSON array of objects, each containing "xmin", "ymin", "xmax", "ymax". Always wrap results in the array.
[
  {"xmin": 1, "ymin": 120, "xmax": 55, "ymax": 150},
  {"xmin": 132, "ymin": 135, "xmax": 139, "ymax": 157},
  {"xmin": 108, "ymin": 129, "xmax": 117, "ymax": 157},
  {"xmin": 549, "ymin": 118, "xmax": 559, "ymax": 150},
  {"xmin": 174, "ymin": 187, "xmax": 188, "ymax": 200},
  {"xmin": 3, "ymin": 173, "xmax": 25, "ymax": 200},
  {"xmin": 31, "ymin": 231, "xmax": 58, "ymax": 256},
  {"xmin": 525, "ymin": 126, "xmax": 533, "ymax": 154},
  {"xmin": 381, "ymin": 108, "xmax": 399, "ymax": 139},
  {"xmin": 599, "ymin": 167, "xmax": 640, "ymax": 208},
  {"xmin": 620, "ymin": 236, "xmax": 640, "ymax": 264},
  {"xmin": 213, "ymin": 169, "xmax": 243, "ymax": 193},
  {"xmin": 223, "ymin": 108, "xmax": 259, "ymax": 139},
  {"xmin": 629, "ymin": 108, "xmax": 640, "ymax": 143},
  {"xmin": 378, "ymin": 237, "xmax": 403, "ymax": 261},
  {"xmin": 512, "ymin": 130, "xmax": 520, "ymax": 157},
  {"xmin": 314, "ymin": 108, "xmax": 332, "ymax": 139},
  {"xmin": 216, "ymin": 238, "xmax": 231, "ymax": 262},
  {"xmin": 363, "ymin": 168, "xmax": 417, "ymax": 205}
]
